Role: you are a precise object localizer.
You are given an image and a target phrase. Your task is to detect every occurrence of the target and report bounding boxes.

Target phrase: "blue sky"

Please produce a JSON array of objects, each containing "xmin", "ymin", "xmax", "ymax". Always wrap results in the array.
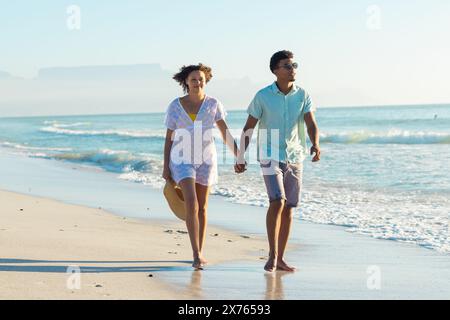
[{"xmin": 1, "ymin": 0, "xmax": 450, "ymax": 108}]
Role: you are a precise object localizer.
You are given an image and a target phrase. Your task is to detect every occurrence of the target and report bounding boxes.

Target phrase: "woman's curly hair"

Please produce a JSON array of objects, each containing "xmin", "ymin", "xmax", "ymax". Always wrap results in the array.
[{"xmin": 173, "ymin": 63, "xmax": 213, "ymax": 93}]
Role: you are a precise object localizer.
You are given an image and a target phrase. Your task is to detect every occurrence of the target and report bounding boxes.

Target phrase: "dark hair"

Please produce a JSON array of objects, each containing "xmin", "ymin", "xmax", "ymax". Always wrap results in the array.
[
  {"xmin": 270, "ymin": 50, "xmax": 294, "ymax": 73},
  {"xmin": 173, "ymin": 63, "xmax": 213, "ymax": 93}
]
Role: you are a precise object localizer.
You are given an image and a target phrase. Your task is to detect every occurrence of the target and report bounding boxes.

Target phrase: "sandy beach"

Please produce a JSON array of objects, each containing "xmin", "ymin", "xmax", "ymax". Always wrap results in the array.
[{"xmin": 0, "ymin": 189, "xmax": 266, "ymax": 300}]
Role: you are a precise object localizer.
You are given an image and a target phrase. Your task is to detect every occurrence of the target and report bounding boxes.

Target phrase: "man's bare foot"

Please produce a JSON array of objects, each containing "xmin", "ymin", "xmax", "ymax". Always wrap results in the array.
[
  {"xmin": 264, "ymin": 257, "xmax": 277, "ymax": 272},
  {"xmin": 192, "ymin": 258, "xmax": 204, "ymax": 270},
  {"xmin": 276, "ymin": 259, "xmax": 297, "ymax": 272}
]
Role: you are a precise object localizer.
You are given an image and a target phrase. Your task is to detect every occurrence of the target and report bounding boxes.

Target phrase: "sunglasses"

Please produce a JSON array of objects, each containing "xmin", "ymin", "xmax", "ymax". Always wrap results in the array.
[{"xmin": 278, "ymin": 62, "xmax": 298, "ymax": 70}]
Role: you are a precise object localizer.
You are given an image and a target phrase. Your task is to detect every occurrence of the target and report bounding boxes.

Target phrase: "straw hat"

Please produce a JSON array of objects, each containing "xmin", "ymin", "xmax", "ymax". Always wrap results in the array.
[{"xmin": 163, "ymin": 179, "xmax": 186, "ymax": 221}]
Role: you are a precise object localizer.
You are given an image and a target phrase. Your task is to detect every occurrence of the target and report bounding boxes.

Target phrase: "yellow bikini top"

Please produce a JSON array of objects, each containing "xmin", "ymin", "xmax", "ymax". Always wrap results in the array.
[{"xmin": 188, "ymin": 113, "xmax": 197, "ymax": 121}]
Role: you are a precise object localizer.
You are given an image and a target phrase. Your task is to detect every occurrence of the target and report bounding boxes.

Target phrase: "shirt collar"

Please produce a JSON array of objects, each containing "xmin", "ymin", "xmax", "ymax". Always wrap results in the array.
[{"xmin": 271, "ymin": 81, "xmax": 299, "ymax": 96}]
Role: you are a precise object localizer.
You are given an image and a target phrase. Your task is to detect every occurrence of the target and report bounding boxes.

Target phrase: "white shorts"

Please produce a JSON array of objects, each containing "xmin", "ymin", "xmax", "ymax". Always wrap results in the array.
[{"xmin": 169, "ymin": 161, "xmax": 217, "ymax": 186}]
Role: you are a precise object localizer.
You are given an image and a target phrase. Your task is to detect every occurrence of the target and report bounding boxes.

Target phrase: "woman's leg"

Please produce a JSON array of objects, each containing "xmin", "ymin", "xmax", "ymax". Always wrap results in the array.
[
  {"xmin": 178, "ymin": 178, "xmax": 202, "ymax": 268},
  {"xmin": 195, "ymin": 183, "xmax": 210, "ymax": 262}
]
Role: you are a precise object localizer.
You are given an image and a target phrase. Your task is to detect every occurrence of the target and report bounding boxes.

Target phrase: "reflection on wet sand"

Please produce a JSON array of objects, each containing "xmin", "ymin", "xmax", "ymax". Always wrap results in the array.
[
  {"xmin": 264, "ymin": 271, "xmax": 292, "ymax": 300},
  {"xmin": 187, "ymin": 270, "xmax": 203, "ymax": 299},
  {"xmin": 179, "ymin": 267, "xmax": 294, "ymax": 300}
]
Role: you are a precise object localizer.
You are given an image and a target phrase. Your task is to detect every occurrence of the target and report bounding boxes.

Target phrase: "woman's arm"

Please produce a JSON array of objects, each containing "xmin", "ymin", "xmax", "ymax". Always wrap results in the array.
[
  {"xmin": 216, "ymin": 119, "xmax": 239, "ymax": 158},
  {"xmin": 162, "ymin": 128, "xmax": 174, "ymax": 180}
]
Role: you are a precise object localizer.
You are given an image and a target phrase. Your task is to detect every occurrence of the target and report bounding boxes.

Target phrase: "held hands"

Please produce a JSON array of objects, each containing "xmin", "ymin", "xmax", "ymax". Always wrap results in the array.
[
  {"xmin": 234, "ymin": 161, "xmax": 247, "ymax": 174},
  {"xmin": 234, "ymin": 155, "xmax": 247, "ymax": 174},
  {"xmin": 310, "ymin": 144, "xmax": 321, "ymax": 162}
]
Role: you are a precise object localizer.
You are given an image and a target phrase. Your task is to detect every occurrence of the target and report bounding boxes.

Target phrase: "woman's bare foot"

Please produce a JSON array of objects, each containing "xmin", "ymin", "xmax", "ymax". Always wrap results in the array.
[
  {"xmin": 264, "ymin": 257, "xmax": 277, "ymax": 272},
  {"xmin": 276, "ymin": 259, "xmax": 297, "ymax": 272},
  {"xmin": 192, "ymin": 257, "xmax": 204, "ymax": 270}
]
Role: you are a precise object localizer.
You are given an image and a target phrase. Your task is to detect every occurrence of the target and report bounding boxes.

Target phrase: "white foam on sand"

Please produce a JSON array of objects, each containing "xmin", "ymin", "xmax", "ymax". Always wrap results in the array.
[{"xmin": 210, "ymin": 168, "xmax": 450, "ymax": 254}]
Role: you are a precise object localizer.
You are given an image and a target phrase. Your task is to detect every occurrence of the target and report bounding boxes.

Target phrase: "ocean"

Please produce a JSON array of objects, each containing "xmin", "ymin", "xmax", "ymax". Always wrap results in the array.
[{"xmin": 1, "ymin": 104, "xmax": 449, "ymax": 253}]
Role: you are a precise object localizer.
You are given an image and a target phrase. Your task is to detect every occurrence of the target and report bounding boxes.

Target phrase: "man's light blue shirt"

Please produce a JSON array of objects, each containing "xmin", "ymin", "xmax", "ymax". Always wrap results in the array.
[{"xmin": 247, "ymin": 82, "xmax": 316, "ymax": 163}]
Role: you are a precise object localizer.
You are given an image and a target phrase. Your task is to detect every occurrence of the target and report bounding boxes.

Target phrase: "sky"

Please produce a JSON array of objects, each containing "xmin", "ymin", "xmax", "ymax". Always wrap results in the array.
[{"xmin": 1, "ymin": 0, "xmax": 450, "ymax": 115}]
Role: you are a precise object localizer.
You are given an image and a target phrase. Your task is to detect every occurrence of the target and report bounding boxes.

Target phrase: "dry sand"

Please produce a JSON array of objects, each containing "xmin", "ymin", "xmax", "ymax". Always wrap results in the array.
[{"xmin": 0, "ymin": 189, "xmax": 266, "ymax": 299}]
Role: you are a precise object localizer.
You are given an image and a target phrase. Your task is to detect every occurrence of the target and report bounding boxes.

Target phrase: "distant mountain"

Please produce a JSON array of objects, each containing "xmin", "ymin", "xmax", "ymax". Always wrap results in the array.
[
  {"xmin": 0, "ymin": 71, "xmax": 12, "ymax": 78},
  {"xmin": 37, "ymin": 64, "xmax": 168, "ymax": 81},
  {"xmin": 0, "ymin": 64, "xmax": 262, "ymax": 117}
]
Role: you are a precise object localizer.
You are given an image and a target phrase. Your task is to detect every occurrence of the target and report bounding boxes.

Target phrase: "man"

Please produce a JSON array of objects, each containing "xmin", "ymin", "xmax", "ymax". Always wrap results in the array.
[{"xmin": 236, "ymin": 50, "xmax": 320, "ymax": 272}]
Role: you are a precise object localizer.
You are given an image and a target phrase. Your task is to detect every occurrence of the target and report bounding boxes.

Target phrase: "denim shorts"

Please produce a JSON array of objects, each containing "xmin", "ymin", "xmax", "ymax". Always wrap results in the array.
[{"xmin": 259, "ymin": 159, "xmax": 303, "ymax": 208}]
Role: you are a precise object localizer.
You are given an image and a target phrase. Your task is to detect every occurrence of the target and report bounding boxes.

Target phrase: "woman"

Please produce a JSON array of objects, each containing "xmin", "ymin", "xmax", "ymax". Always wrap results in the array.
[{"xmin": 162, "ymin": 63, "xmax": 240, "ymax": 270}]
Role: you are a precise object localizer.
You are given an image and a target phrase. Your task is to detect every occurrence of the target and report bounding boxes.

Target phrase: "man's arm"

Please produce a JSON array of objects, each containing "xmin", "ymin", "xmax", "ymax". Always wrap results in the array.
[
  {"xmin": 238, "ymin": 115, "xmax": 259, "ymax": 164},
  {"xmin": 233, "ymin": 115, "xmax": 259, "ymax": 173},
  {"xmin": 304, "ymin": 112, "xmax": 321, "ymax": 162}
]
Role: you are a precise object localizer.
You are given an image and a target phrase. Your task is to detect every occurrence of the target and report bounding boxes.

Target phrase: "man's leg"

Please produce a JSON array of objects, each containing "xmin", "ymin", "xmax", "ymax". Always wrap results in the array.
[
  {"xmin": 277, "ymin": 205, "xmax": 296, "ymax": 271},
  {"xmin": 265, "ymin": 199, "xmax": 285, "ymax": 272},
  {"xmin": 277, "ymin": 162, "xmax": 303, "ymax": 271},
  {"xmin": 260, "ymin": 160, "xmax": 286, "ymax": 272}
]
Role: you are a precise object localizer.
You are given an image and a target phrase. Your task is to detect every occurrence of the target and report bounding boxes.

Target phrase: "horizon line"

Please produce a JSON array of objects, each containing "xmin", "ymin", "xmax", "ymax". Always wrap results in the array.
[{"xmin": 1, "ymin": 102, "xmax": 449, "ymax": 120}]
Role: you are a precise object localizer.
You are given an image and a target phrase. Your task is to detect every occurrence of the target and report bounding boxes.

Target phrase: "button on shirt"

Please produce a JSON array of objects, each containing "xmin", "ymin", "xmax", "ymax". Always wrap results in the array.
[{"xmin": 247, "ymin": 82, "xmax": 316, "ymax": 163}]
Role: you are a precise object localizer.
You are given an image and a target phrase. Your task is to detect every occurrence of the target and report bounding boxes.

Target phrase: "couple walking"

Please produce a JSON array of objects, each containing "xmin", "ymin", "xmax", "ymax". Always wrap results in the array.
[{"xmin": 162, "ymin": 50, "xmax": 321, "ymax": 271}]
